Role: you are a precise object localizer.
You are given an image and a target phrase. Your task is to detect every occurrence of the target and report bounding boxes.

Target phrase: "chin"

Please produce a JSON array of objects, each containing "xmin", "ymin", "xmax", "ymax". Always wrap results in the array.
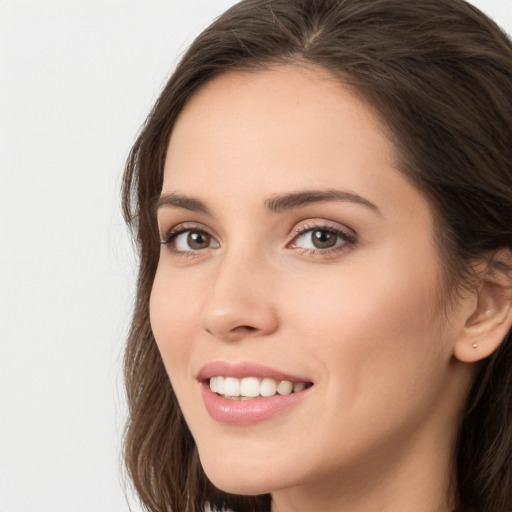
[
  {"xmin": 197, "ymin": 445, "xmax": 288, "ymax": 496},
  {"xmin": 209, "ymin": 477, "xmax": 271, "ymax": 496},
  {"xmin": 202, "ymin": 465, "xmax": 273, "ymax": 496}
]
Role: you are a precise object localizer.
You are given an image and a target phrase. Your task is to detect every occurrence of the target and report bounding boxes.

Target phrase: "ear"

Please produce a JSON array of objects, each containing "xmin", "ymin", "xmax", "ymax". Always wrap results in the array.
[{"xmin": 454, "ymin": 250, "xmax": 512, "ymax": 363}]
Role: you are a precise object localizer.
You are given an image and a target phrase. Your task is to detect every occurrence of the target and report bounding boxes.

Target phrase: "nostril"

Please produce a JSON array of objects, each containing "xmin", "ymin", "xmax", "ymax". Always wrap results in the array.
[
  {"xmin": 238, "ymin": 325, "xmax": 257, "ymax": 332},
  {"xmin": 204, "ymin": 325, "xmax": 256, "ymax": 337}
]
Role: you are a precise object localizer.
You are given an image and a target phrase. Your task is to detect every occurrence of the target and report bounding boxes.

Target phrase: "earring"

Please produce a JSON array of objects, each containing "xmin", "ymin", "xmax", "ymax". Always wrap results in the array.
[{"xmin": 472, "ymin": 342, "xmax": 479, "ymax": 349}]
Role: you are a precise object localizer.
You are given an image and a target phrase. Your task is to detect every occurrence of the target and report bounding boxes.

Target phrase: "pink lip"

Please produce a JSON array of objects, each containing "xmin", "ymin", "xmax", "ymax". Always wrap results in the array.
[{"xmin": 197, "ymin": 361, "xmax": 313, "ymax": 426}]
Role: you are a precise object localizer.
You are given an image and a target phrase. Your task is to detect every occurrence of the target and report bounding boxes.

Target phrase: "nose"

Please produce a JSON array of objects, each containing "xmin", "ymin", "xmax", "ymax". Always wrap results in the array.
[{"xmin": 199, "ymin": 251, "xmax": 279, "ymax": 342}]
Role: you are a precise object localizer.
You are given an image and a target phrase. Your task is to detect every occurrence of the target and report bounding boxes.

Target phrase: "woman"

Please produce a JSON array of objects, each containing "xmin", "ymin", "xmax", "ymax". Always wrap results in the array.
[{"xmin": 122, "ymin": 1, "xmax": 512, "ymax": 511}]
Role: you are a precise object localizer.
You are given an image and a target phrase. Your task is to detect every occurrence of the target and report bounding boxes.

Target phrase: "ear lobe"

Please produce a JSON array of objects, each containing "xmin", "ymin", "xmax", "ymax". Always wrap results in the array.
[{"xmin": 454, "ymin": 251, "xmax": 512, "ymax": 363}]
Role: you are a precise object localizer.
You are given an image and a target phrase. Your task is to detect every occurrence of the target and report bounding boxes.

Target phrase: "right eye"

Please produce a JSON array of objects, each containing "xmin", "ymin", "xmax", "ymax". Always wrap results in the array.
[{"xmin": 162, "ymin": 227, "xmax": 220, "ymax": 253}]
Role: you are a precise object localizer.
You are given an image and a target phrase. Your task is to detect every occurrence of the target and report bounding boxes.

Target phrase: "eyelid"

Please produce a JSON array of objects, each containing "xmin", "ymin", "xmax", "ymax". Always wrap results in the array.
[
  {"xmin": 287, "ymin": 220, "xmax": 358, "ymax": 254},
  {"xmin": 159, "ymin": 222, "xmax": 220, "ymax": 252},
  {"xmin": 289, "ymin": 219, "xmax": 356, "ymax": 240}
]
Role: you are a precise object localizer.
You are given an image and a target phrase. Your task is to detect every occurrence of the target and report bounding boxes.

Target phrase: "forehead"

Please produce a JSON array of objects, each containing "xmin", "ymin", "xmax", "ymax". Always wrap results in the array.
[{"xmin": 163, "ymin": 65, "xmax": 398, "ymax": 196}]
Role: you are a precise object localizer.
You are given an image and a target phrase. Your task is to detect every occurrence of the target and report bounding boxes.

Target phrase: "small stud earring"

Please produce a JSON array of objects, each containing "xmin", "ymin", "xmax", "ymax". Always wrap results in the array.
[{"xmin": 472, "ymin": 342, "xmax": 479, "ymax": 349}]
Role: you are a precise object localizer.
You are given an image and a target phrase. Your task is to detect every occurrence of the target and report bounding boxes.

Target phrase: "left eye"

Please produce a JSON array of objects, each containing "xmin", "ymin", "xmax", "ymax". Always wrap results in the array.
[
  {"xmin": 169, "ymin": 229, "xmax": 220, "ymax": 252},
  {"xmin": 291, "ymin": 228, "xmax": 351, "ymax": 250}
]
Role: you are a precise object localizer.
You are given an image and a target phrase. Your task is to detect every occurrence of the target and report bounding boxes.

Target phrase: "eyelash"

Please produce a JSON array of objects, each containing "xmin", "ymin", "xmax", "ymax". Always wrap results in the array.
[
  {"xmin": 160, "ymin": 223, "xmax": 216, "ymax": 259},
  {"xmin": 288, "ymin": 223, "xmax": 357, "ymax": 256},
  {"xmin": 159, "ymin": 222, "xmax": 357, "ymax": 258}
]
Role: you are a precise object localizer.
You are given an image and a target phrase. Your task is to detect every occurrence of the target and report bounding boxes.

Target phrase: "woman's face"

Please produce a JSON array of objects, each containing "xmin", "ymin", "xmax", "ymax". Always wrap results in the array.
[{"xmin": 150, "ymin": 65, "xmax": 470, "ymax": 503}]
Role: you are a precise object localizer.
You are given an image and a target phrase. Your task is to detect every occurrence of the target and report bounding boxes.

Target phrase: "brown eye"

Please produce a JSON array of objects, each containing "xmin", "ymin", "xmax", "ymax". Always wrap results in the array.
[
  {"xmin": 167, "ymin": 228, "xmax": 220, "ymax": 252},
  {"xmin": 187, "ymin": 231, "xmax": 211, "ymax": 249},
  {"xmin": 290, "ymin": 225, "xmax": 356, "ymax": 253},
  {"xmin": 311, "ymin": 230, "xmax": 337, "ymax": 249}
]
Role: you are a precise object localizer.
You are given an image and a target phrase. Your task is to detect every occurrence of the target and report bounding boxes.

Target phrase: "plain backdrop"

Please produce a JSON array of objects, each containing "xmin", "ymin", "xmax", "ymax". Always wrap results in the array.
[{"xmin": 0, "ymin": 1, "xmax": 511, "ymax": 511}]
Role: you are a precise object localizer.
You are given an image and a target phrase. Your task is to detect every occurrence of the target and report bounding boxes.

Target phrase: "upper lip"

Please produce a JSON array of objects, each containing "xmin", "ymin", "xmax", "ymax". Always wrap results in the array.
[{"xmin": 197, "ymin": 361, "xmax": 312, "ymax": 383}]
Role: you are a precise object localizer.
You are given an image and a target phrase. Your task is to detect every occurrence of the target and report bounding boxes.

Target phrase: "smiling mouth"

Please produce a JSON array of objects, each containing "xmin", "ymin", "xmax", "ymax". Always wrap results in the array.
[{"xmin": 208, "ymin": 376, "xmax": 313, "ymax": 400}]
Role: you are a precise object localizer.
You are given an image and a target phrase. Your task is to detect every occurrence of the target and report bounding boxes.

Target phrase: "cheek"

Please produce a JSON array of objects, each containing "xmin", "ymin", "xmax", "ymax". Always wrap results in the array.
[
  {"xmin": 269, "ymin": 258, "xmax": 451, "ymax": 472},
  {"xmin": 280, "ymin": 252, "xmax": 446, "ymax": 405},
  {"xmin": 285, "ymin": 261, "xmax": 439, "ymax": 344},
  {"xmin": 149, "ymin": 266, "xmax": 200, "ymax": 381}
]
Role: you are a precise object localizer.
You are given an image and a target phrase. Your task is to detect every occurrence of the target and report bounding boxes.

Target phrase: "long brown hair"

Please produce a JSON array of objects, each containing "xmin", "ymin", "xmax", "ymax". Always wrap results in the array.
[{"xmin": 122, "ymin": 1, "xmax": 512, "ymax": 511}]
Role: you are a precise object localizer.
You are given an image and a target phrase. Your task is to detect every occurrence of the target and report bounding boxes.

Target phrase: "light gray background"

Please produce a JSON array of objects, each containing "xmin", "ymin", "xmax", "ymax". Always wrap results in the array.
[{"xmin": 0, "ymin": 1, "xmax": 511, "ymax": 511}]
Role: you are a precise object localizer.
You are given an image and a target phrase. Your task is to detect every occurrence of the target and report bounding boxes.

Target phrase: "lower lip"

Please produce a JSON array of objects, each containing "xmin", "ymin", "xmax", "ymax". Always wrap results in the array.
[{"xmin": 201, "ymin": 382, "xmax": 310, "ymax": 426}]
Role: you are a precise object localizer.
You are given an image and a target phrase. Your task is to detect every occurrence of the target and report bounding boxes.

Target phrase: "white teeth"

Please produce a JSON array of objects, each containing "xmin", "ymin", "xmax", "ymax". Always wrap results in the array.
[
  {"xmin": 223, "ymin": 377, "xmax": 241, "ymax": 397},
  {"xmin": 293, "ymin": 382, "xmax": 306, "ymax": 393},
  {"xmin": 209, "ymin": 376, "xmax": 309, "ymax": 398},
  {"xmin": 260, "ymin": 377, "xmax": 277, "ymax": 397},
  {"xmin": 276, "ymin": 380, "xmax": 293, "ymax": 395},
  {"xmin": 210, "ymin": 376, "xmax": 224, "ymax": 394},
  {"xmin": 240, "ymin": 377, "xmax": 260, "ymax": 397}
]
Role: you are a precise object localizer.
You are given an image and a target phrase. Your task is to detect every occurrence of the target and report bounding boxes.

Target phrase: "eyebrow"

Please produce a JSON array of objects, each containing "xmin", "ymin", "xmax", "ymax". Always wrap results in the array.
[
  {"xmin": 264, "ymin": 189, "xmax": 379, "ymax": 214},
  {"xmin": 156, "ymin": 189, "xmax": 379, "ymax": 215},
  {"xmin": 155, "ymin": 192, "xmax": 211, "ymax": 215}
]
